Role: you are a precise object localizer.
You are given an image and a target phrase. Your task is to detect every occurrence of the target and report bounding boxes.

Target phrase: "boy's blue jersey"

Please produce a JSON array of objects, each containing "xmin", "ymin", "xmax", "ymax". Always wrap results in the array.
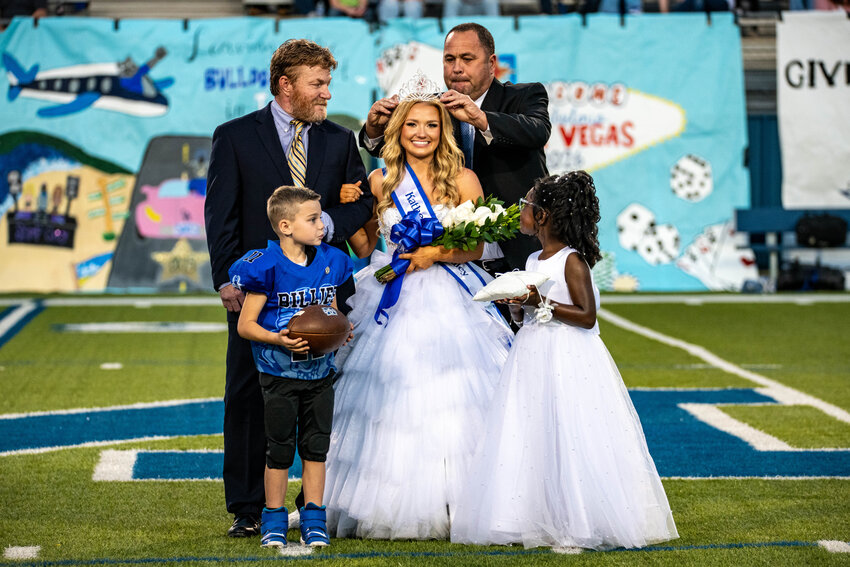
[{"xmin": 228, "ymin": 240, "xmax": 354, "ymax": 381}]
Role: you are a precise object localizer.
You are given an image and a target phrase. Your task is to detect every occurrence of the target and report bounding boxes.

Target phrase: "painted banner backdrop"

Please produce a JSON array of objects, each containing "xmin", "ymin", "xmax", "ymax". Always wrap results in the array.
[
  {"xmin": 777, "ymin": 11, "xmax": 850, "ymax": 210},
  {"xmin": 0, "ymin": 14, "xmax": 751, "ymax": 293}
]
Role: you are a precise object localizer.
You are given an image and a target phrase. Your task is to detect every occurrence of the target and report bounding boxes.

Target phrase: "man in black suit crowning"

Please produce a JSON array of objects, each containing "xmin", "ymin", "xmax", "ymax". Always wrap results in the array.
[{"xmin": 360, "ymin": 22, "xmax": 551, "ymax": 274}]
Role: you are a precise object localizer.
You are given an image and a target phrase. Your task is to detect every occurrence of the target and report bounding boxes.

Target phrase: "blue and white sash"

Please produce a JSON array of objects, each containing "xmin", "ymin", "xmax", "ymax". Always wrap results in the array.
[
  {"xmin": 374, "ymin": 164, "xmax": 509, "ymax": 331},
  {"xmin": 390, "ymin": 163, "xmax": 437, "ymax": 224}
]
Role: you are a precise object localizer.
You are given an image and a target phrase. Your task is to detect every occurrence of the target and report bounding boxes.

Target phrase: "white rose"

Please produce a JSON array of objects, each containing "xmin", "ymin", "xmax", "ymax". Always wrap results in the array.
[
  {"xmin": 491, "ymin": 203, "xmax": 505, "ymax": 215},
  {"xmin": 472, "ymin": 206, "xmax": 493, "ymax": 226},
  {"xmin": 452, "ymin": 201, "xmax": 476, "ymax": 224},
  {"xmin": 440, "ymin": 208, "xmax": 456, "ymax": 229}
]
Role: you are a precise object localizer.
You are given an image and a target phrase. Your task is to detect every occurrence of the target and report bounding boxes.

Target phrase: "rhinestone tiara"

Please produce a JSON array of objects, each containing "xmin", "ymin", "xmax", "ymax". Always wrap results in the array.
[{"xmin": 397, "ymin": 70, "xmax": 443, "ymax": 102}]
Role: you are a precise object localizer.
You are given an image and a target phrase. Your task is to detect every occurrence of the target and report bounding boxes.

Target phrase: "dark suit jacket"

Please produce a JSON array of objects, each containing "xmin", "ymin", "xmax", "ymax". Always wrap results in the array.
[
  {"xmin": 206, "ymin": 102, "xmax": 372, "ymax": 297},
  {"xmin": 359, "ymin": 79, "xmax": 550, "ymax": 270}
]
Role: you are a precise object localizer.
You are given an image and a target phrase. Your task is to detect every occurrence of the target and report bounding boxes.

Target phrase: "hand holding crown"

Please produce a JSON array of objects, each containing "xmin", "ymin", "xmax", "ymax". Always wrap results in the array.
[
  {"xmin": 440, "ymin": 89, "xmax": 489, "ymax": 132},
  {"xmin": 364, "ymin": 70, "xmax": 443, "ymax": 139},
  {"xmin": 365, "ymin": 94, "xmax": 400, "ymax": 139}
]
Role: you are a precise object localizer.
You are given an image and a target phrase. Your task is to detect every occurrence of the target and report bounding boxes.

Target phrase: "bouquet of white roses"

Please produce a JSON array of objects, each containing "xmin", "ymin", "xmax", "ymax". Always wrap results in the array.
[{"xmin": 375, "ymin": 195, "xmax": 520, "ymax": 284}]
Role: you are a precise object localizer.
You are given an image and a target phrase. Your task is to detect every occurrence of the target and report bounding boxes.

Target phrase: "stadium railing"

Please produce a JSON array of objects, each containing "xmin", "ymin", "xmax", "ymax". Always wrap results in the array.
[{"xmin": 735, "ymin": 207, "xmax": 850, "ymax": 282}]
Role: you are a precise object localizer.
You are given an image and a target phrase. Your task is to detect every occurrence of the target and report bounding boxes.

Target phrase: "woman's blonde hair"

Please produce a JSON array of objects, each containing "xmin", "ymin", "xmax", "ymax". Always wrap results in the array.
[{"xmin": 376, "ymin": 99, "xmax": 465, "ymax": 220}]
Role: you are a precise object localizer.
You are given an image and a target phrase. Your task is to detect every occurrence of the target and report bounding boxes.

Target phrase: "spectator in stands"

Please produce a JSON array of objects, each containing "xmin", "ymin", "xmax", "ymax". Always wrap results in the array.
[
  {"xmin": 327, "ymin": 0, "xmax": 374, "ymax": 19},
  {"xmin": 594, "ymin": 0, "xmax": 642, "ymax": 13},
  {"xmin": 658, "ymin": 0, "xmax": 730, "ymax": 11},
  {"xmin": 245, "ymin": 0, "xmax": 326, "ymax": 17},
  {"xmin": 0, "ymin": 0, "xmax": 47, "ymax": 25},
  {"xmin": 790, "ymin": 0, "xmax": 848, "ymax": 9},
  {"xmin": 377, "ymin": 0, "xmax": 422, "ymax": 22},
  {"xmin": 443, "ymin": 0, "xmax": 499, "ymax": 18}
]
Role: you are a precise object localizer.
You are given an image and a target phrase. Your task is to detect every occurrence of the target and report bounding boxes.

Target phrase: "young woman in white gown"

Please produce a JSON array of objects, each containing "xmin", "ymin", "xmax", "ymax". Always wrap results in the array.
[
  {"xmin": 451, "ymin": 171, "xmax": 678, "ymax": 550},
  {"xmin": 323, "ymin": 97, "xmax": 513, "ymax": 540}
]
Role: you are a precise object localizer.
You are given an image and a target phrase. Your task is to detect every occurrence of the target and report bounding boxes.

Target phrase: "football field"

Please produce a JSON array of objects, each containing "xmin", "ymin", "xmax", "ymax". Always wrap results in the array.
[{"xmin": 1, "ymin": 293, "xmax": 849, "ymax": 566}]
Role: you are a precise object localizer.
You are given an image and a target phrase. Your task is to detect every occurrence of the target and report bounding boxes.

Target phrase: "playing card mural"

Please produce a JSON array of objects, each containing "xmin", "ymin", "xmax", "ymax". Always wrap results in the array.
[
  {"xmin": 373, "ymin": 16, "xmax": 751, "ymax": 291},
  {"xmin": 677, "ymin": 222, "xmax": 758, "ymax": 291}
]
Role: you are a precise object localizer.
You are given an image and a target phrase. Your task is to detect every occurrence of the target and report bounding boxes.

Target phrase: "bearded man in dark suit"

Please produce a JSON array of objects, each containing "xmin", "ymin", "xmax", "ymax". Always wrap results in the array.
[
  {"xmin": 360, "ymin": 22, "xmax": 550, "ymax": 273},
  {"xmin": 205, "ymin": 38, "xmax": 371, "ymax": 538}
]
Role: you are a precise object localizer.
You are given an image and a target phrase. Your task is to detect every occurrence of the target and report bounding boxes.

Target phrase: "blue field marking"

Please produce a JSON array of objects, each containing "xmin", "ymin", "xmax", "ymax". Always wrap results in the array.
[
  {"xmin": 0, "ymin": 539, "xmax": 837, "ymax": 567},
  {"xmin": 133, "ymin": 450, "xmax": 225, "ymax": 480},
  {"xmin": 131, "ymin": 450, "xmax": 302, "ymax": 480},
  {"xmin": 2, "ymin": 391, "xmax": 848, "ymax": 478},
  {"xmin": 0, "ymin": 301, "xmax": 44, "ymax": 349},
  {"xmin": 0, "ymin": 400, "xmax": 223, "ymax": 454},
  {"xmin": 632, "ymin": 389, "xmax": 850, "ymax": 478}
]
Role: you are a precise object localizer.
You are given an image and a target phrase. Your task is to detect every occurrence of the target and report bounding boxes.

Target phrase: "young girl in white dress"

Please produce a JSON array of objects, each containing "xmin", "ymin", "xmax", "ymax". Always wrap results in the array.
[
  {"xmin": 451, "ymin": 171, "xmax": 678, "ymax": 550},
  {"xmin": 323, "ymin": 97, "xmax": 513, "ymax": 540}
]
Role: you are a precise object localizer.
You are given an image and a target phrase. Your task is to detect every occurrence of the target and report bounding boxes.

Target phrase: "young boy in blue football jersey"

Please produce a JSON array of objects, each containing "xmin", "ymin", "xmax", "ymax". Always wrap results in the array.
[{"xmin": 229, "ymin": 186, "xmax": 354, "ymax": 548}]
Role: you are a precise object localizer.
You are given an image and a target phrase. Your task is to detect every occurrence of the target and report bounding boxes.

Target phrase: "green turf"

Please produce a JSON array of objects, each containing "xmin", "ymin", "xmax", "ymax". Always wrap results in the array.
[
  {"xmin": 0, "ymin": 304, "xmax": 226, "ymax": 413},
  {"xmin": 720, "ymin": 405, "xmax": 850, "ymax": 449},
  {"xmin": 599, "ymin": 319, "xmax": 754, "ymax": 389},
  {"xmin": 602, "ymin": 302, "xmax": 850, "ymax": 413},
  {"xmin": 2, "ymin": 444, "xmax": 849, "ymax": 565},
  {"xmin": 2, "ymin": 296, "xmax": 849, "ymax": 567}
]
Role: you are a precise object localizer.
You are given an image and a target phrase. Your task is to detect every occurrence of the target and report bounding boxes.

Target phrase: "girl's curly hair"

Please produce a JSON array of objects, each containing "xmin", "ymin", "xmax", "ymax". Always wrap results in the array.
[{"xmin": 531, "ymin": 170, "xmax": 602, "ymax": 267}]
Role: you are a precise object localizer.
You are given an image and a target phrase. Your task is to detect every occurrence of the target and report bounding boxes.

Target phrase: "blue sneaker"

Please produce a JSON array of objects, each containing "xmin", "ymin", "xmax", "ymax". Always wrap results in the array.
[
  {"xmin": 260, "ymin": 506, "xmax": 288, "ymax": 548},
  {"xmin": 299, "ymin": 503, "xmax": 330, "ymax": 547}
]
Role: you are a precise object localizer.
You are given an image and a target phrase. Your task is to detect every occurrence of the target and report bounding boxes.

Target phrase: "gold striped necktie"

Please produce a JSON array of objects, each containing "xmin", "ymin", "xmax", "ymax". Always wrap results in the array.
[{"xmin": 288, "ymin": 119, "xmax": 307, "ymax": 187}]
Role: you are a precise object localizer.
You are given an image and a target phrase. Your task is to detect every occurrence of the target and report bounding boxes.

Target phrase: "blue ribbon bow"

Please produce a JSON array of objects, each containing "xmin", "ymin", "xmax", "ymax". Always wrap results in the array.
[{"xmin": 374, "ymin": 211, "xmax": 444, "ymax": 325}]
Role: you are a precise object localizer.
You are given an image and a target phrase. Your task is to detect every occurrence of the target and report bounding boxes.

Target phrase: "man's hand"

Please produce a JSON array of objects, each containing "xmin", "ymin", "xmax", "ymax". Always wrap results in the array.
[
  {"xmin": 364, "ymin": 95, "xmax": 399, "ymax": 139},
  {"xmin": 340, "ymin": 180, "xmax": 364, "ymax": 204},
  {"xmin": 440, "ymin": 90, "xmax": 488, "ymax": 131},
  {"xmin": 219, "ymin": 284, "xmax": 245, "ymax": 312}
]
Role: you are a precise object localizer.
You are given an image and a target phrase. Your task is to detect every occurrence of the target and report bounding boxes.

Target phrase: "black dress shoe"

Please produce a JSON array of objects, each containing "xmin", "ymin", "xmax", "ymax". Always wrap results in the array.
[{"xmin": 227, "ymin": 513, "xmax": 260, "ymax": 538}]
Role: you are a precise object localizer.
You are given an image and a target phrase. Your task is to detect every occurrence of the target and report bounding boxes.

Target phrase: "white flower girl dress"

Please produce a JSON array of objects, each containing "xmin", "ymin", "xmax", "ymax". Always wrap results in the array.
[{"xmin": 451, "ymin": 246, "xmax": 678, "ymax": 550}]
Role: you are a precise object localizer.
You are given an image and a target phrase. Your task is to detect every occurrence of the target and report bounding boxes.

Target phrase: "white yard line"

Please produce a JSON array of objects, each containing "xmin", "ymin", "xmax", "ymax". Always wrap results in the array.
[
  {"xmin": 678, "ymin": 403, "xmax": 796, "ymax": 451},
  {"xmin": 597, "ymin": 308, "xmax": 850, "ymax": 426},
  {"xmin": 818, "ymin": 541, "xmax": 850, "ymax": 553},
  {"xmin": 3, "ymin": 546, "xmax": 41, "ymax": 560},
  {"xmin": 90, "ymin": 449, "xmax": 302, "ymax": 482},
  {"xmin": 92, "ymin": 449, "xmax": 139, "ymax": 481},
  {"xmin": 0, "ymin": 435, "xmax": 216, "ymax": 458},
  {"xmin": 26, "ymin": 297, "xmax": 219, "ymax": 307},
  {"xmin": 0, "ymin": 300, "xmax": 38, "ymax": 337},
  {"xmin": 56, "ymin": 322, "xmax": 227, "ymax": 333},
  {"xmin": 91, "ymin": 449, "xmax": 227, "ymax": 482},
  {"xmin": 0, "ymin": 397, "xmax": 220, "ymax": 420}
]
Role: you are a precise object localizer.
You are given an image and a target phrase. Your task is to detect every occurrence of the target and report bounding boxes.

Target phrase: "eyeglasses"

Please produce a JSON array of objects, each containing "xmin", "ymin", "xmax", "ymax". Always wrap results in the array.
[{"xmin": 519, "ymin": 198, "xmax": 540, "ymax": 211}]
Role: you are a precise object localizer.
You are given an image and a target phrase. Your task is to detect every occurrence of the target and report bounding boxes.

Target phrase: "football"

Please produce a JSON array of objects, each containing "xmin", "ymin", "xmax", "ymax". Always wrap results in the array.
[{"xmin": 286, "ymin": 304, "xmax": 350, "ymax": 355}]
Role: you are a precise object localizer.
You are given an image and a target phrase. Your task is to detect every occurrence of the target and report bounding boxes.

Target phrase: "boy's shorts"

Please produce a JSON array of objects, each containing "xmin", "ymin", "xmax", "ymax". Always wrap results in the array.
[{"xmin": 259, "ymin": 371, "xmax": 334, "ymax": 469}]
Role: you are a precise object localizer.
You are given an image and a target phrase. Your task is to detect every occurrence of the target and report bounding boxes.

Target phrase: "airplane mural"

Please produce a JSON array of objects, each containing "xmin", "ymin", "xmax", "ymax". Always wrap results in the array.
[{"xmin": 2, "ymin": 47, "xmax": 174, "ymax": 118}]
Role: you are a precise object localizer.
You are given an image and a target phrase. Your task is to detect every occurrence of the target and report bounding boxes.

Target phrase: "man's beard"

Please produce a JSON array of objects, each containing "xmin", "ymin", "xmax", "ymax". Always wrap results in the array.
[{"xmin": 291, "ymin": 89, "xmax": 327, "ymax": 123}]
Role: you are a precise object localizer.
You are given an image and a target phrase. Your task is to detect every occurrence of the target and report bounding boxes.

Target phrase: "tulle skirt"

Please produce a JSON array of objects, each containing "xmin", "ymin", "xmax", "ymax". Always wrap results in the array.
[
  {"xmin": 325, "ymin": 251, "xmax": 513, "ymax": 540},
  {"xmin": 450, "ymin": 320, "xmax": 678, "ymax": 550}
]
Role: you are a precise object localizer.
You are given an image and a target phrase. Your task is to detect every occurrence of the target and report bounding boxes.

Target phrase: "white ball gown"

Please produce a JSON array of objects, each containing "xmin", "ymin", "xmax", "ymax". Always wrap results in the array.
[
  {"xmin": 324, "ymin": 204, "xmax": 513, "ymax": 540},
  {"xmin": 451, "ymin": 246, "xmax": 678, "ymax": 550}
]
